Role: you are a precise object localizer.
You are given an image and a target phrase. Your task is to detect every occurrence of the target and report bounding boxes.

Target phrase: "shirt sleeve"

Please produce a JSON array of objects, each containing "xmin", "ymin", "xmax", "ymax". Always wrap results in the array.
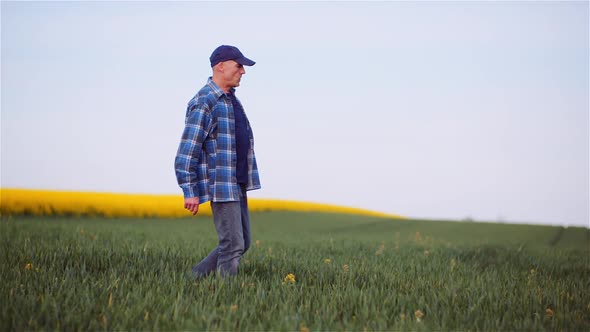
[{"xmin": 174, "ymin": 103, "xmax": 213, "ymax": 198}]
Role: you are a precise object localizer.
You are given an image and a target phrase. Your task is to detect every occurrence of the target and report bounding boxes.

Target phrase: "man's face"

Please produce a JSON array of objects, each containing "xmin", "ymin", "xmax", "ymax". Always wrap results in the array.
[{"xmin": 223, "ymin": 60, "xmax": 246, "ymax": 88}]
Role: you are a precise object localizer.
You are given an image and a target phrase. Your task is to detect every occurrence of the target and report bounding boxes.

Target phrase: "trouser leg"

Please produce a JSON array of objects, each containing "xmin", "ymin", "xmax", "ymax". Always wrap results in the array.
[
  {"xmin": 192, "ymin": 186, "xmax": 251, "ymax": 278},
  {"xmin": 240, "ymin": 185, "xmax": 251, "ymax": 255},
  {"xmin": 192, "ymin": 247, "xmax": 219, "ymax": 279},
  {"xmin": 211, "ymin": 200, "xmax": 244, "ymax": 276}
]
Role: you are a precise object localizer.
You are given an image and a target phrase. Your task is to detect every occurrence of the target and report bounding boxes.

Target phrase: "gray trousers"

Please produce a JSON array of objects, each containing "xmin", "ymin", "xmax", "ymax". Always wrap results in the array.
[{"xmin": 192, "ymin": 185, "xmax": 251, "ymax": 278}]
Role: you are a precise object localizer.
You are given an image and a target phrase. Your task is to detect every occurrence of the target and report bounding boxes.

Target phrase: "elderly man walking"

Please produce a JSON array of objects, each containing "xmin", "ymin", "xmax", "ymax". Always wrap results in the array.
[{"xmin": 175, "ymin": 45, "xmax": 261, "ymax": 278}]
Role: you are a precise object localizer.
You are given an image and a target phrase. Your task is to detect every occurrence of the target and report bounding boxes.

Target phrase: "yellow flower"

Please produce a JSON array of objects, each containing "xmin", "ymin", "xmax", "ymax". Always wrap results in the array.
[
  {"xmin": 300, "ymin": 325, "xmax": 310, "ymax": 332},
  {"xmin": 230, "ymin": 304, "xmax": 238, "ymax": 312},
  {"xmin": 144, "ymin": 311, "xmax": 149, "ymax": 321},
  {"xmin": 324, "ymin": 258, "xmax": 331, "ymax": 264},
  {"xmin": 25, "ymin": 263, "xmax": 32, "ymax": 270},
  {"xmin": 255, "ymin": 240, "xmax": 261, "ymax": 248},
  {"xmin": 343, "ymin": 264, "xmax": 350, "ymax": 273},
  {"xmin": 0, "ymin": 188, "xmax": 405, "ymax": 219},
  {"xmin": 283, "ymin": 273, "xmax": 296, "ymax": 284},
  {"xmin": 415, "ymin": 310, "xmax": 424, "ymax": 322},
  {"xmin": 375, "ymin": 241, "xmax": 385, "ymax": 255},
  {"xmin": 415, "ymin": 232, "xmax": 423, "ymax": 242},
  {"xmin": 424, "ymin": 250, "xmax": 430, "ymax": 257},
  {"xmin": 545, "ymin": 308, "xmax": 554, "ymax": 317}
]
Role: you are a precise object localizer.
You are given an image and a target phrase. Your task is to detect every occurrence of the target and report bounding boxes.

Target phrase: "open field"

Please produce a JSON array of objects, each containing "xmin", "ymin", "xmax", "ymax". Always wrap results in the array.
[{"xmin": 1, "ymin": 213, "xmax": 589, "ymax": 331}]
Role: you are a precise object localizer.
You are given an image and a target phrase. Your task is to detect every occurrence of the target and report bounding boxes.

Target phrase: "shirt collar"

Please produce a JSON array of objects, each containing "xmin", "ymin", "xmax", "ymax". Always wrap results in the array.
[{"xmin": 207, "ymin": 77, "xmax": 235, "ymax": 99}]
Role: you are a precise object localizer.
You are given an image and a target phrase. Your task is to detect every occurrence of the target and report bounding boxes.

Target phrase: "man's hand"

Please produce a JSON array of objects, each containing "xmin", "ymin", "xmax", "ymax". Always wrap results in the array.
[{"xmin": 184, "ymin": 197, "xmax": 200, "ymax": 215}]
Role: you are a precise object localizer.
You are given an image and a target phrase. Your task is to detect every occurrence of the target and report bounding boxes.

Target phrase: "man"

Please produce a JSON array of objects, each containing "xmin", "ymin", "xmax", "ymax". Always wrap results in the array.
[{"xmin": 175, "ymin": 45, "xmax": 261, "ymax": 278}]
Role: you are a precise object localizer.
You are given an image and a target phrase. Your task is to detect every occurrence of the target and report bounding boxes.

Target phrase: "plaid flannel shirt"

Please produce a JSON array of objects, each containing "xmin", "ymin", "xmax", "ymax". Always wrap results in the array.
[{"xmin": 175, "ymin": 78, "xmax": 261, "ymax": 203}]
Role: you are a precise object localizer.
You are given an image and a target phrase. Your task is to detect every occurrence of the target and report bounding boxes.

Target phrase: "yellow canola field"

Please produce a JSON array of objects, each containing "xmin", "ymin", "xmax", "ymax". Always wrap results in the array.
[{"xmin": 0, "ymin": 188, "xmax": 403, "ymax": 219}]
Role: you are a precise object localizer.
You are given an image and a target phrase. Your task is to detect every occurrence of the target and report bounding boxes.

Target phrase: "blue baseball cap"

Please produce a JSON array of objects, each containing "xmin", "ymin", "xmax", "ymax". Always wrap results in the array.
[{"xmin": 210, "ymin": 45, "xmax": 256, "ymax": 67}]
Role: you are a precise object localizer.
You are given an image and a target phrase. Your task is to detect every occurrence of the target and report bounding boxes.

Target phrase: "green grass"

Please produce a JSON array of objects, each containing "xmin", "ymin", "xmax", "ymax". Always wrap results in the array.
[{"xmin": 1, "ymin": 213, "xmax": 589, "ymax": 331}]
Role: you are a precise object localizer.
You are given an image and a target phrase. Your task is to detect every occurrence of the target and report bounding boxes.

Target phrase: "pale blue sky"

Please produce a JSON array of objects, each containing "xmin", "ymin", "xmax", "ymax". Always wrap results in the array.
[{"xmin": 1, "ymin": 1, "xmax": 588, "ymax": 227}]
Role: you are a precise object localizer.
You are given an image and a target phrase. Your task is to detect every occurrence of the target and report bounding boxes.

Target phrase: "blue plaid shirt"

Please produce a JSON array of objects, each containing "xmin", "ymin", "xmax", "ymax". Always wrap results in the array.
[{"xmin": 175, "ymin": 78, "xmax": 261, "ymax": 203}]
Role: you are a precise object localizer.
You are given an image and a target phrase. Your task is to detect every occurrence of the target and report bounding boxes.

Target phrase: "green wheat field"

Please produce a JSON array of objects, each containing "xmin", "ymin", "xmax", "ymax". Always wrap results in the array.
[{"xmin": 2, "ymin": 213, "xmax": 589, "ymax": 331}]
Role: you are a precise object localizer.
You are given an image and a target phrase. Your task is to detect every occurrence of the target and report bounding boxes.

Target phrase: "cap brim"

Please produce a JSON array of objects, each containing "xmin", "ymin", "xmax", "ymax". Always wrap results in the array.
[{"xmin": 235, "ymin": 57, "xmax": 256, "ymax": 66}]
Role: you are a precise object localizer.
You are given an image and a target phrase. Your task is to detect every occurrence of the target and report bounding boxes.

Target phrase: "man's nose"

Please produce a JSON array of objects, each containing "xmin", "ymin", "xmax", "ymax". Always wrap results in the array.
[{"xmin": 240, "ymin": 67, "xmax": 246, "ymax": 74}]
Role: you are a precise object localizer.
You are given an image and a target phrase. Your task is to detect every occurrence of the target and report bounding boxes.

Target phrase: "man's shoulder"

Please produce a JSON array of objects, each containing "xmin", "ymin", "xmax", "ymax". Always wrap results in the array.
[{"xmin": 188, "ymin": 84, "xmax": 223, "ymax": 112}]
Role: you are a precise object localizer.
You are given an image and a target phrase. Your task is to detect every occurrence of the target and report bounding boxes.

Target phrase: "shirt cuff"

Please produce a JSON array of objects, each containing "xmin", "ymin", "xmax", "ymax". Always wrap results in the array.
[{"xmin": 182, "ymin": 186, "xmax": 198, "ymax": 199}]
